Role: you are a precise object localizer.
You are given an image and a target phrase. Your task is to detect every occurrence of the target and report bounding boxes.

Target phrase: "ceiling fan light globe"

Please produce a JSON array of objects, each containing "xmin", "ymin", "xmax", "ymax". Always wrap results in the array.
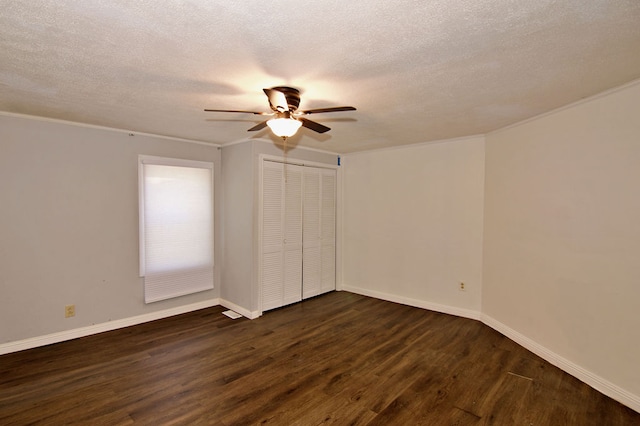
[{"xmin": 267, "ymin": 118, "xmax": 302, "ymax": 137}]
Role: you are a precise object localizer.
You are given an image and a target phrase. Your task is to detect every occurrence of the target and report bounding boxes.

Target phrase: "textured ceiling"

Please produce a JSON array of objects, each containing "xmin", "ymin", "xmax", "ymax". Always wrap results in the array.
[{"xmin": 1, "ymin": 1, "xmax": 640, "ymax": 153}]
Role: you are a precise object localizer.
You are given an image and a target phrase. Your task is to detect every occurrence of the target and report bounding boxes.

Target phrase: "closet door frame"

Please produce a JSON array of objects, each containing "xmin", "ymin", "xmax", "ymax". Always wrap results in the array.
[{"xmin": 258, "ymin": 154, "xmax": 341, "ymax": 315}]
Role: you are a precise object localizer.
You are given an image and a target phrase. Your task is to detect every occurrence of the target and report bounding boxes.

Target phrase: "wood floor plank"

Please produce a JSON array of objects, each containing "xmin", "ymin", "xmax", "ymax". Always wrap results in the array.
[{"xmin": 1, "ymin": 292, "xmax": 639, "ymax": 425}]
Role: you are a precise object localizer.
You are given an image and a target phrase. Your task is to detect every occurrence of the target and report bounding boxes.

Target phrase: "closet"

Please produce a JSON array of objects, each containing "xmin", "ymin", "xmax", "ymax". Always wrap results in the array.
[{"xmin": 261, "ymin": 160, "xmax": 336, "ymax": 311}]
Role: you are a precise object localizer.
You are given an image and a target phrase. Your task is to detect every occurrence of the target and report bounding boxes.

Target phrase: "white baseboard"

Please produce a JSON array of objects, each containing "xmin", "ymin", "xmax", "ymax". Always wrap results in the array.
[
  {"xmin": 341, "ymin": 285, "xmax": 482, "ymax": 321},
  {"xmin": 0, "ymin": 298, "xmax": 221, "ymax": 356},
  {"xmin": 481, "ymin": 314, "xmax": 640, "ymax": 413},
  {"xmin": 341, "ymin": 285, "xmax": 639, "ymax": 413},
  {"xmin": 220, "ymin": 299, "xmax": 261, "ymax": 319}
]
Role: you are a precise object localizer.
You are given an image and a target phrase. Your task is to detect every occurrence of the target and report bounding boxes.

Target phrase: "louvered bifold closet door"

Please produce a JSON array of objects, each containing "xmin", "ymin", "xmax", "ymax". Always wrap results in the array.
[
  {"xmin": 262, "ymin": 161, "xmax": 336, "ymax": 311},
  {"xmin": 302, "ymin": 167, "xmax": 337, "ymax": 299},
  {"xmin": 261, "ymin": 161, "xmax": 284, "ymax": 311},
  {"xmin": 320, "ymin": 168, "xmax": 337, "ymax": 293},
  {"xmin": 261, "ymin": 161, "xmax": 303, "ymax": 311},
  {"xmin": 302, "ymin": 168, "xmax": 322, "ymax": 299},
  {"xmin": 282, "ymin": 164, "xmax": 303, "ymax": 306}
]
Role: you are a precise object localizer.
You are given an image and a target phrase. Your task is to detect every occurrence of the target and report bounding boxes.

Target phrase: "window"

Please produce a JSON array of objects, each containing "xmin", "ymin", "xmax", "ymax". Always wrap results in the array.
[{"xmin": 139, "ymin": 156, "xmax": 214, "ymax": 303}]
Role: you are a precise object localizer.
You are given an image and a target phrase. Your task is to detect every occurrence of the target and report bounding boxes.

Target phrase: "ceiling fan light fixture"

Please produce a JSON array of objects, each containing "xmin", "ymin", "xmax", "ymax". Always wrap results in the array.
[
  {"xmin": 267, "ymin": 117, "xmax": 302, "ymax": 138},
  {"xmin": 205, "ymin": 86, "xmax": 355, "ymax": 136}
]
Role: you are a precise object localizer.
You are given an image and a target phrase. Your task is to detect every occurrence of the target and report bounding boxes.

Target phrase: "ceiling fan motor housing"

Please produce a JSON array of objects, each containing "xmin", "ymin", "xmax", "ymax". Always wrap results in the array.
[{"xmin": 271, "ymin": 86, "xmax": 301, "ymax": 112}]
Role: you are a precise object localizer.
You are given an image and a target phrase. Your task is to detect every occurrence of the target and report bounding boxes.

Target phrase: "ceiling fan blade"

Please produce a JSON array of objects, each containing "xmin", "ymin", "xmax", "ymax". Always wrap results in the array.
[
  {"xmin": 263, "ymin": 88, "xmax": 289, "ymax": 112},
  {"xmin": 247, "ymin": 121, "xmax": 268, "ymax": 132},
  {"xmin": 299, "ymin": 106, "xmax": 356, "ymax": 115},
  {"xmin": 299, "ymin": 117, "xmax": 331, "ymax": 133},
  {"xmin": 204, "ymin": 109, "xmax": 268, "ymax": 115}
]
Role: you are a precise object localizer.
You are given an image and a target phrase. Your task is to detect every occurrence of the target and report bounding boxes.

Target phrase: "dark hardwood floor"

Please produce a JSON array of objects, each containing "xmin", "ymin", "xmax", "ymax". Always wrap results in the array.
[{"xmin": 1, "ymin": 291, "xmax": 638, "ymax": 425}]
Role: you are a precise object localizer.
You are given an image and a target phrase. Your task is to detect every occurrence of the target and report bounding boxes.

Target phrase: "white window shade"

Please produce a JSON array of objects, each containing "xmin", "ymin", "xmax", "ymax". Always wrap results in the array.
[{"xmin": 139, "ymin": 157, "xmax": 214, "ymax": 303}]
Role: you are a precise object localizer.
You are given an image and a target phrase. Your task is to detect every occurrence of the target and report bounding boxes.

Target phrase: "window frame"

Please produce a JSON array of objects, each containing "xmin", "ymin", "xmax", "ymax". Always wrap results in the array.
[{"xmin": 138, "ymin": 155, "xmax": 214, "ymax": 303}]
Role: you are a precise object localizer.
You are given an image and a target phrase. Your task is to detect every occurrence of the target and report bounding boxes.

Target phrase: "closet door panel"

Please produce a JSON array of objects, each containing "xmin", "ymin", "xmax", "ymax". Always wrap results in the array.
[
  {"xmin": 262, "ymin": 251, "xmax": 283, "ymax": 311},
  {"xmin": 261, "ymin": 161, "xmax": 304, "ymax": 310},
  {"xmin": 283, "ymin": 164, "xmax": 303, "ymax": 305},
  {"xmin": 302, "ymin": 246, "xmax": 321, "ymax": 299},
  {"xmin": 284, "ymin": 249, "xmax": 302, "ymax": 305},
  {"xmin": 262, "ymin": 162, "xmax": 283, "ymax": 253},
  {"xmin": 302, "ymin": 168, "xmax": 322, "ymax": 298},
  {"xmin": 319, "ymin": 169, "xmax": 336, "ymax": 294},
  {"xmin": 321, "ymin": 244, "xmax": 336, "ymax": 293},
  {"xmin": 284, "ymin": 165, "xmax": 303, "ymax": 246},
  {"xmin": 321, "ymin": 170, "xmax": 336, "ymax": 245},
  {"xmin": 261, "ymin": 161, "xmax": 284, "ymax": 310},
  {"xmin": 303, "ymin": 168, "xmax": 321, "ymax": 244}
]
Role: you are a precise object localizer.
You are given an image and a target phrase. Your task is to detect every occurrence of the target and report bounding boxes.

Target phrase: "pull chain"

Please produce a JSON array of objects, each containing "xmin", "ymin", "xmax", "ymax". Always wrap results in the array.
[{"xmin": 282, "ymin": 136, "xmax": 288, "ymax": 182}]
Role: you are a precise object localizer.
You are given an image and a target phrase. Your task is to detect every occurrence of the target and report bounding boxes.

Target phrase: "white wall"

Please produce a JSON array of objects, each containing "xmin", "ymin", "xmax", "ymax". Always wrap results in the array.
[
  {"xmin": 341, "ymin": 136, "xmax": 485, "ymax": 317},
  {"xmin": 483, "ymin": 81, "xmax": 640, "ymax": 407},
  {"xmin": 0, "ymin": 113, "xmax": 221, "ymax": 348},
  {"xmin": 220, "ymin": 141, "xmax": 254, "ymax": 313}
]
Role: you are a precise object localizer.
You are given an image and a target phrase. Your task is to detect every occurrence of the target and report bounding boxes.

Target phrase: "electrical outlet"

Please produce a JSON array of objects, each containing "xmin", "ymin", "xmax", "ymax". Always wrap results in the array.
[
  {"xmin": 65, "ymin": 304, "xmax": 75, "ymax": 318},
  {"xmin": 459, "ymin": 282, "xmax": 466, "ymax": 291}
]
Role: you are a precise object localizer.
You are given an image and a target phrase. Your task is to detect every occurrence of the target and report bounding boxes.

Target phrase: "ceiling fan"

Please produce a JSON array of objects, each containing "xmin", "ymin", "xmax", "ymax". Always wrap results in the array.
[{"xmin": 205, "ymin": 86, "xmax": 356, "ymax": 138}]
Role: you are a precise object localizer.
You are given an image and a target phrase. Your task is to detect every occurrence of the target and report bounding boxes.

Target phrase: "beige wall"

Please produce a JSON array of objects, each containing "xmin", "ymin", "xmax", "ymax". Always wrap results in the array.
[
  {"xmin": 341, "ymin": 136, "xmax": 485, "ymax": 316},
  {"xmin": 483, "ymin": 81, "xmax": 640, "ymax": 401},
  {"xmin": 0, "ymin": 114, "xmax": 221, "ymax": 345}
]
